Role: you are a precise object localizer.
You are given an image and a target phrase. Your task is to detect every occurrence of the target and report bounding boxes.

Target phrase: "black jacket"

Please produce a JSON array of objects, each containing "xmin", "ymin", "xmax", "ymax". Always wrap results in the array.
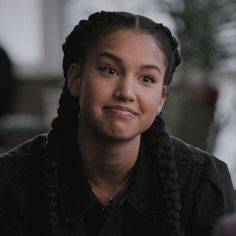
[{"xmin": 0, "ymin": 135, "xmax": 235, "ymax": 236}]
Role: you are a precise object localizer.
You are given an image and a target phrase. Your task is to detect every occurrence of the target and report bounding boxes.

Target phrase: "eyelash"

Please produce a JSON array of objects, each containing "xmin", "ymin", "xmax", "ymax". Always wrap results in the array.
[
  {"xmin": 98, "ymin": 66, "xmax": 156, "ymax": 84},
  {"xmin": 140, "ymin": 75, "xmax": 156, "ymax": 84},
  {"xmin": 98, "ymin": 66, "xmax": 119, "ymax": 76}
]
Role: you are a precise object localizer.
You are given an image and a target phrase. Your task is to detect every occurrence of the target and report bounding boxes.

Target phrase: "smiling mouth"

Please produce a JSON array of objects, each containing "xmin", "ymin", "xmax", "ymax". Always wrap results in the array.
[{"xmin": 103, "ymin": 105, "xmax": 138, "ymax": 117}]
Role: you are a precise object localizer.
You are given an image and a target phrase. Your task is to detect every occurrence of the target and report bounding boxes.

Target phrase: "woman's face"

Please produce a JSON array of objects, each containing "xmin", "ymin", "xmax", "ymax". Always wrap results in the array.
[{"xmin": 68, "ymin": 29, "xmax": 167, "ymax": 142}]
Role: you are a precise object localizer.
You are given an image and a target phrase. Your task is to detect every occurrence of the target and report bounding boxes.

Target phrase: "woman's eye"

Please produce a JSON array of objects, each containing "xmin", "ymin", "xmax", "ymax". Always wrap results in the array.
[
  {"xmin": 99, "ymin": 66, "xmax": 118, "ymax": 76},
  {"xmin": 140, "ymin": 75, "xmax": 155, "ymax": 84}
]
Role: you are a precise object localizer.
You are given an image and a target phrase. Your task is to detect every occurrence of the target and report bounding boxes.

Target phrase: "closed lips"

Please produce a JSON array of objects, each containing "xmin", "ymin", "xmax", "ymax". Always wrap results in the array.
[{"xmin": 103, "ymin": 106, "xmax": 138, "ymax": 115}]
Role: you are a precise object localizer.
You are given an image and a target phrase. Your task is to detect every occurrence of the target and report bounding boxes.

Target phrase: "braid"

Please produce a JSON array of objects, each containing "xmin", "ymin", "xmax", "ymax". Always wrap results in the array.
[
  {"xmin": 153, "ymin": 23, "xmax": 182, "ymax": 85},
  {"xmin": 143, "ymin": 113, "xmax": 181, "ymax": 236},
  {"xmin": 42, "ymin": 84, "xmax": 79, "ymax": 235},
  {"xmin": 62, "ymin": 11, "xmax": 137, "ymax": 78}
]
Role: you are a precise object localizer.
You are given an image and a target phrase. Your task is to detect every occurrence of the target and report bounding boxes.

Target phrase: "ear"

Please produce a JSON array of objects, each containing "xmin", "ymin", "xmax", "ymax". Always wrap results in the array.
[
  {"xmin": 158, "ymin": 86, "xmax": 168, "ymax": 113},
  {"xmin": 67, "ymin": 63, "xmax": 82, "ymax": 97}
]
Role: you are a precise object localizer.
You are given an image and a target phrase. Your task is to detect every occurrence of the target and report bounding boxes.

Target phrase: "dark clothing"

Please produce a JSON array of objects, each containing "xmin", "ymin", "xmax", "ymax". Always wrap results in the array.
[{"xmin": 0, "ymin": 135, "xmax": 235, "ymax": 236}]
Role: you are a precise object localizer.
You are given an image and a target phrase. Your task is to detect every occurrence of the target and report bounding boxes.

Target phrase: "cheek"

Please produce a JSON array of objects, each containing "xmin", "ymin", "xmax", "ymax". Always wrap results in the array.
[
  {"xmin": 79, "ymin": 78, "xmax": 111, "ymax": 108},
  {"xmin": 147, "ymin": 100, "xmax": 161, "ymax": 117},
  {"xmin": 142, "ymin": 91, "xmax": 164, "ymax": 113},
  {"xmin": 140, "ymin": 99, "xmax": 160, "ymax": 128},
  {"xmin": 139, "ymin": 96, "xmax": 161, "ymax": 132}
]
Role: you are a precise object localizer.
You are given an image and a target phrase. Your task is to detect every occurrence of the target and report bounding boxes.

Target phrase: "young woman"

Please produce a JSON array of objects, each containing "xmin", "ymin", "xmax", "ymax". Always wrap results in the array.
[{"xmin": 0, "ymin": 11, "xmax": 235, "ymax": 236}]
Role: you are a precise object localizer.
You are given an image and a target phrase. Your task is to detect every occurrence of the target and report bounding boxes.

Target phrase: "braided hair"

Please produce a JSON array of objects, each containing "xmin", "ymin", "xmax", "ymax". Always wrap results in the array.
[{"xmin": 43, "ymin": 11, "xmax": 182, "ymax": 236}]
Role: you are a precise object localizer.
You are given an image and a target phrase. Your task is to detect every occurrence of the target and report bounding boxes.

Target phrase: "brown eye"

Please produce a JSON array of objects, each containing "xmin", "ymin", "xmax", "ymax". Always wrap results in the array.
[
  {"xmin": 99, "ymin": 66, "xmax": 118, "ymax": 76},
  {"xmin": 106, "ymin": 67, "xmax": 117, "ymax": 75},
  {"xmin": 140, "ymin": 75, "xmax": 155, "ymax": 83}
]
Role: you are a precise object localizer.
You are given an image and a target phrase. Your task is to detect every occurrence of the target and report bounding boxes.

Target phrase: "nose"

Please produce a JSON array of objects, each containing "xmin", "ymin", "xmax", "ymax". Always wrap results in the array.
[{"xmin": 113, "ymin": 76, "xmax": 136, "ymax": 102}]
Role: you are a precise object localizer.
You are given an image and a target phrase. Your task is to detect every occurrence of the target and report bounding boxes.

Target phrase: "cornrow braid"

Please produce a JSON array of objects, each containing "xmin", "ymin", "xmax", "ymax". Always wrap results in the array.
[
  {"xmin": 62, "ymin": 11, "xmax": 137, "ymax": 78},
  {"xmin": 143, "ymin": 113, "xmax": 181, "ymax": 236},
  {"xmin": 154, "ymin": 23, "xmax": 182, "ymax": 85},
  {"xmin": 42, "ymin": 84, "xmax": 79, "ymax": 235}
]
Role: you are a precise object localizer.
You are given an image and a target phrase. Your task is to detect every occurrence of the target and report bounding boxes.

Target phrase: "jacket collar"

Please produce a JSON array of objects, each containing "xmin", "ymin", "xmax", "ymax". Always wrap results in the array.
[{"xmin": 58, "ymin": 139, "xmax": 161, "ymax": 223}]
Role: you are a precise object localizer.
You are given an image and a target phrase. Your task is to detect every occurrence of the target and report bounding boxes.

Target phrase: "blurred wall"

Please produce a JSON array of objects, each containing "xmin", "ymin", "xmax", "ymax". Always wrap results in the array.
[{"xmin": 0, "ymin": 0, "xmax": 62, "ymax": 78}]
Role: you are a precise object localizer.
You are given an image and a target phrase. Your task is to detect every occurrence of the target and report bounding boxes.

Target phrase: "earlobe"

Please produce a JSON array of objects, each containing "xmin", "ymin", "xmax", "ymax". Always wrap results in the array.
[
  {"xmin": 67, "ymin": 63, "xmax": 82, "ymax": 97},
  {"xmin": 158, "ymin": 86, "xmax": 168, "ymax": 113},
  {"xmin": 162, "ymin": 86, "xmax": 168, "ymax": 99}
]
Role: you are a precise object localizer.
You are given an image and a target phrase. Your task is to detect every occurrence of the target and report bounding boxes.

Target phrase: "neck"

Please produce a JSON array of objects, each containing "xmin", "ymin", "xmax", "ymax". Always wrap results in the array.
[{"xmin": 77, "ymin": 122, "xmax": 140, "ymax": 188}]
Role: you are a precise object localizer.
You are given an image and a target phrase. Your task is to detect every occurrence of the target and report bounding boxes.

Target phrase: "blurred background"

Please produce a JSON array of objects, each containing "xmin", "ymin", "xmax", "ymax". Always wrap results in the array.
[{"xmin": 0, "ymin": 0, "xmax": 236, "ymax": 187}]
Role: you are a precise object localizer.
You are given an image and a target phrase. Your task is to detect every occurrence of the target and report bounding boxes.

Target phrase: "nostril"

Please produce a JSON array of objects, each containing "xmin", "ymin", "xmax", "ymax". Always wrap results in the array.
[
  {"xmin": 113, "ymin": 78, "xmax": 136, "ymax": 101},
  {"xmin": 113, "ymin": 89, "xmax": 135, "ymax": 102},
  {"xmin": 114, "ymin": 90, "xmax": 123, "ymax": 100}
]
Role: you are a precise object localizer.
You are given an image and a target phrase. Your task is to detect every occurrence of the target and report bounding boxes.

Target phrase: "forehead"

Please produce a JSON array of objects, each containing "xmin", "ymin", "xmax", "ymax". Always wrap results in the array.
[{"xmin": 86, "ymin": 29, "xmax": 166, "ymax": 67}]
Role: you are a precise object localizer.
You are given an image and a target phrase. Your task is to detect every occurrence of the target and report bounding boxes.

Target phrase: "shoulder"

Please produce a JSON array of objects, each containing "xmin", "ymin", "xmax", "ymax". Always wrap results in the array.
[
  {"xmin": 0, "ymin": 135, "xmax": 49, "ymax": 234},
  {"xmin": 170, "ymin": 136, "xmax": 228, "ymax": 169},
  {"xmin": 171, "ymin": 136, "xmax": 235, "ymax": 213},
  {"xmin": 0, "ymin": 134, "xmax": 47, "ymax": 164},
  {"xmin": 171, "ymin": 136, "xmax": 234, "ymax": 194},
  {"xmin": 0, "ymin": 134, "xmax": 48, "ymax": 188}
]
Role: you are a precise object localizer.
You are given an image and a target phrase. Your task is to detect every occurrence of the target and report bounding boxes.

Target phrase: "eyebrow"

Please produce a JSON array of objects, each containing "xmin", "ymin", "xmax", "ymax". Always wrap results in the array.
[
  {"xmin": 96, "ymin": 52, "xmax": 161, "ymax": 74},
  {"xmin": 140, "ymin": 64, "xmax": 161, "ymax": 74},
  {"xmin": 96, "ymin": 52, "xmax": 123, "ymax": 66}
]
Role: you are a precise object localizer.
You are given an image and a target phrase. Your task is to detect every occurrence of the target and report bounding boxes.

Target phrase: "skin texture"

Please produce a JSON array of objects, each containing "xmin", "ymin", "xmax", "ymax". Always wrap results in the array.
[
  {"xmin": 67, "ymin": 29, "xmax": 168, "ymax": 204},
  {"xmin": 68, "ymin": 29, "xmax": 167, "ymax": 142}
]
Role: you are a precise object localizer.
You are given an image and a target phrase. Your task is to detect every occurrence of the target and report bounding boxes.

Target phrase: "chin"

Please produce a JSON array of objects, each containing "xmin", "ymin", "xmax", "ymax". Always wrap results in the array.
[{"xmin": 104, "ymin": 131, "xmax": 140, "ymax": 143}]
